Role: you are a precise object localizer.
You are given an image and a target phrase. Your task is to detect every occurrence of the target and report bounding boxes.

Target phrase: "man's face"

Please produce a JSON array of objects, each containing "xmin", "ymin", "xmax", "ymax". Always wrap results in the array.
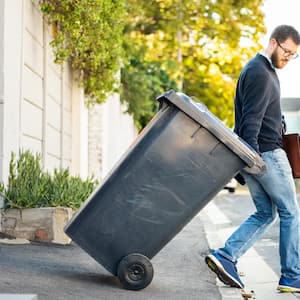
[{"xmin": 271, "ymin": 38, "xmax": 299, "ymax": 69}]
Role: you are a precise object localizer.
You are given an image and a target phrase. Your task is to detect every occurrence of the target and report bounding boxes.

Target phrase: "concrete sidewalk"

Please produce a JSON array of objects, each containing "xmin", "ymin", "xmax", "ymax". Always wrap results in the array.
[{"xmin": 201, "ymin": 200, "xmax": 298, "ymax": 300}]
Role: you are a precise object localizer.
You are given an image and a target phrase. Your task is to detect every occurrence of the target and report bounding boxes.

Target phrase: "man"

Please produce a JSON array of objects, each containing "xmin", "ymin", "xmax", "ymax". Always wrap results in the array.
[{"xmin": 205, "ymin": 25, "xmax": 300, "ymax": 292}]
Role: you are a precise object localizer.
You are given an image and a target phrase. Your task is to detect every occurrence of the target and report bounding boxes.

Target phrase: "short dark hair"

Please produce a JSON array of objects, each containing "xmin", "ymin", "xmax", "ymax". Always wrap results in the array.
[{"xmin": 270, "ymin": 25, "xmax": 300, "ymax": 45}]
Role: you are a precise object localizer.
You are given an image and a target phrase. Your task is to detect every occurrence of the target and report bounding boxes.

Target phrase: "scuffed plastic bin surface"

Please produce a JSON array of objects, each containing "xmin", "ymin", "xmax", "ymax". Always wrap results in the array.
[{"xmin": 65, "ymin": 90, "xmax": 264, "ymax": 276}]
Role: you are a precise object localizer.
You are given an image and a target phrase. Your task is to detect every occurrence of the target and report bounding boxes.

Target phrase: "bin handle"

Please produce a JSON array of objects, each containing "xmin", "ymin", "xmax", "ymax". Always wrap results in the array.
[{"xmin": 243, "ymin": 153, "xmax": 266, "ymax": 175}]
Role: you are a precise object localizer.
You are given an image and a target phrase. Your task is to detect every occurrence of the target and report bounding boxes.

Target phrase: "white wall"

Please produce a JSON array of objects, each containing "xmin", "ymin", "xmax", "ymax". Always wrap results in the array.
[
  {"xmin": 0, "ymin": 0, "xmax": 88, "ymax": 181},
  {"xmin": 22, "ymin": 0, "xmax": 43, "ymax": 154},
  {"xmin": 0, "ymin": 0, "xmax": 23, "ymax": 183},
  {"xmin": 22, "ymin": 0, "xmax": 85, "ymax": 174},
  {"xmin": 71, "ymin": 85, "xmax": 88, "ymax": 179},
  {"xmin": 88, "ymin": 94, "xmax": 137, "ymax": 180},
  {"xmin": 0, "ymin": 0, "xmax": 137, "ymax": 184}
]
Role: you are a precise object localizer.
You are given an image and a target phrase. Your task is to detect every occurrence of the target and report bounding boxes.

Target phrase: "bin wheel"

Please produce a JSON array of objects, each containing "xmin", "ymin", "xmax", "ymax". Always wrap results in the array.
[{"xmin": 117, "ymin": 253, "xmax": 154, "ymax": 290}]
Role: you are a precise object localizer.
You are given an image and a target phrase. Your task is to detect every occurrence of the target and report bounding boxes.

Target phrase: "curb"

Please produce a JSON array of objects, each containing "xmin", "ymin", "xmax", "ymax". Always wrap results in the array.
[{"xmin": 0, "ymin": 295, "xmax": 38, "ymax": 300}]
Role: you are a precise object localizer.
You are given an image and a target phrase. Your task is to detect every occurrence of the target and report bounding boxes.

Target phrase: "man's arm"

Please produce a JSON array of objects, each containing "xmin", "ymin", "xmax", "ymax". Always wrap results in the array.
[{"xmin": 237, "ymin": 70, "xmax": 270, "ymax": 153}]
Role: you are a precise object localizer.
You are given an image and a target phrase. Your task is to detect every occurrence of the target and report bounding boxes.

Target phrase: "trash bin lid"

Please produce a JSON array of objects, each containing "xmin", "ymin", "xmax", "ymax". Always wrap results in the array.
[{"xmin": 157, "ymin": 90, "xmax": 264, "ymax": 170}]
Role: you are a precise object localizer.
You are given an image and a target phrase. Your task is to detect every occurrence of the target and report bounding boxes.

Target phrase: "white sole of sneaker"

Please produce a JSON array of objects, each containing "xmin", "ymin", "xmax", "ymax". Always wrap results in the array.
[{"xmin": 277, "ymin": 285, "xmax": 300, "ymax": 293}]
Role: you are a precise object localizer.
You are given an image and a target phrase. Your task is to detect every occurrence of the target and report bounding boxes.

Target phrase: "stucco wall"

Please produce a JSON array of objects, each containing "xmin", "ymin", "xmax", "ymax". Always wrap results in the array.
[{"xmin": 88, "ymin": 95, "xmax": 138, "ymax": 180}]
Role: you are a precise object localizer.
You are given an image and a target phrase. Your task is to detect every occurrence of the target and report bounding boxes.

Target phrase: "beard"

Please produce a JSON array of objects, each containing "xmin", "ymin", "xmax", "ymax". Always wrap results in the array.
[{"xmin": 271, "ymin": 48, "xmax": 289, "ymax": 69}]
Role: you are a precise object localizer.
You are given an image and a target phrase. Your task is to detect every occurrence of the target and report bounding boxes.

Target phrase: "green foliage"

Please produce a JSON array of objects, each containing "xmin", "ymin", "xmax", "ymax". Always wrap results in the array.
[
  {"xmin": 39, "ymin": 0, "xmax": 125, "ymax": 103},
  {"xmin": 121, "ymin": 44, "xmax": 178, "ymax": 130},
  {"xmin": 1, "ymin": 150, "xmax": 97, "ymax": 209},
  {"xmin": 43, "ymin": 169, "xmax": 96, "ymax": 208},
  {"xmin": 38, "ymin": 0, "xmax": 266, "ymax": 129},
  {"xmin": 122, "ymin": 0, "xmax": 266, "ymax": 128}
]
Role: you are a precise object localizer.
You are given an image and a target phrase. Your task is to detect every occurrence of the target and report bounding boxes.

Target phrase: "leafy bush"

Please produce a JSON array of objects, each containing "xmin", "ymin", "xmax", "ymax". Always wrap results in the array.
[
  {"xmin": 39, "ymin": 0, "xmax": 125, "ymax": 103},
  {"xmin": 0, "ymin": 150, "xmax": 98, "ymax": 209}
]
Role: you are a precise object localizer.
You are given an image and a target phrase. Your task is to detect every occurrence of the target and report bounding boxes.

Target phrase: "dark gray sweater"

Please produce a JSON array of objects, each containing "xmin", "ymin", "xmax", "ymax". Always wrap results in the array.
[{"xmin": 234, "ymin": 53, "xmax": 283, "ymax": 153}]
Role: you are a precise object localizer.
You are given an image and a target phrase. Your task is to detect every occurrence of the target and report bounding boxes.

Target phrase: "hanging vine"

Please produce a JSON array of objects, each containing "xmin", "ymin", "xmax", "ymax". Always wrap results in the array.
[{"xmin": 39, "ymin": 0, "xmax": 125, "ymax": 103}]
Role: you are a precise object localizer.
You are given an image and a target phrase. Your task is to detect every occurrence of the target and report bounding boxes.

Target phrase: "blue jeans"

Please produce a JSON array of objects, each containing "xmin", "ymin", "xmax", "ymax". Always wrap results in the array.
[{"xmin": 218, "ymin": 148, "xmax": 300, "ymax": 279}]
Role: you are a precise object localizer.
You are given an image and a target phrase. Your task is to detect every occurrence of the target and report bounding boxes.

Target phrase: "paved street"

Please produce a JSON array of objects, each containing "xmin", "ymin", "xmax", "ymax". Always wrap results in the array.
[
  {"xmin": 2, "ymin": 190, "xmax": 300, "ymax": 300},
  {"xmin": 0, "ymin": 208, "xmax": 220, "ymax": 300}
]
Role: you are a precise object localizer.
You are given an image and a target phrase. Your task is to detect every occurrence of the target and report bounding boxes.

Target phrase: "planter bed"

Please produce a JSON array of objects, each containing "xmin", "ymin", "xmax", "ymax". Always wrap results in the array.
[{"xmin": 0, "ymin": 207, "xmax": 73, "ymax": 245}]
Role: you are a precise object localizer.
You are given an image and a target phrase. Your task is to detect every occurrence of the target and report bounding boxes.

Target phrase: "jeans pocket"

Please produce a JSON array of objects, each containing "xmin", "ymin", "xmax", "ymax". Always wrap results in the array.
[{"xmin": 262, "ymin": 148, "xmax": 292, "ymax": 178}]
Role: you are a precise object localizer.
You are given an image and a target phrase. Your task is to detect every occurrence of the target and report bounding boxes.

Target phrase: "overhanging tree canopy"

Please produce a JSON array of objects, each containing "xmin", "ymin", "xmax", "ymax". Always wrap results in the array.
[
  {"xmin": 39, "ymin": 0, "xmax": 125, "ymax": 103},
  {"xmin": 122, "ymin": 0, "xmax": 266, "ymax": 128},
  {"xmin": 39, "ymin": 0, "xmax": 266, "ymax": 130}
]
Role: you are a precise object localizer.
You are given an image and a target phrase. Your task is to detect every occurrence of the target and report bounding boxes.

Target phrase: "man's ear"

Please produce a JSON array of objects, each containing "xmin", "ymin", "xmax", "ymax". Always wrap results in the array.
[{"xmin": 270, "ymin": 38, "xmax": 277, "ymax": 50}]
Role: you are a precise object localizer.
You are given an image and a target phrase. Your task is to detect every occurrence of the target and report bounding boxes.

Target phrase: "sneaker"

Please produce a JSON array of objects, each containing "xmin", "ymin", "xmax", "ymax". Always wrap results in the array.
[
  {"xmin": 278, "ymin": 276, "xmax": 300, "ymax": 292},
  {"xmin": 205, "ymin": 251, "xmax": 244, "ymax": 289}
]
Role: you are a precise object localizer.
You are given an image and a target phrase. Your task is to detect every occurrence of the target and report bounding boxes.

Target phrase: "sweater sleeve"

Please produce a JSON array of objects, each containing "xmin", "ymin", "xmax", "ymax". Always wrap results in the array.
[{"xmin": 237, "ymin": 68, "xmax": 271, "ymax": 153}]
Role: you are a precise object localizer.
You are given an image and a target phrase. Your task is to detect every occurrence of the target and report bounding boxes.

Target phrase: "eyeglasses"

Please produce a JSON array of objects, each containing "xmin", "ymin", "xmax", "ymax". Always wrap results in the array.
[{"xmin": 276, "ymin": 39, "xmax": 299, "ymax": 59}]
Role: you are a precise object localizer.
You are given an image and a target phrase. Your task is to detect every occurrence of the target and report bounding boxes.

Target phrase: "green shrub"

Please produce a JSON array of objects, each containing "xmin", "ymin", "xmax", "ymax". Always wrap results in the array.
[
  {"xmin": 0, "ymin": 150, "xmax": 98, "ymax": 209},
  {"xmin": 39, "ymin": 0, "xmax": 125, "ymax": 104}
]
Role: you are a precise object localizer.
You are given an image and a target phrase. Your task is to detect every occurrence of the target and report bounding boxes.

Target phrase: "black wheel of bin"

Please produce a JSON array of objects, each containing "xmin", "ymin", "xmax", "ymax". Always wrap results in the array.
[{"xmin": 117, "ymin": 253, "xmax": 154, "ymax": 290}]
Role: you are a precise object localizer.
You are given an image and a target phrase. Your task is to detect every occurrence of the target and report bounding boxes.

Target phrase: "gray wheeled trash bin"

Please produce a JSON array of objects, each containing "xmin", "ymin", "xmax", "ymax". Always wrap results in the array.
[{"xmin": 64, "ymin": 90, "xmax": 265, "ymax": 290}]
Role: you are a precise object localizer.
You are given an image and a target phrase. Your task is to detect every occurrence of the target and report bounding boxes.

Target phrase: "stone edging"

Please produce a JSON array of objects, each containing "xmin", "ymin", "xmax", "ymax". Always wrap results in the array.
[{"xmin": 0, "ymin": 207, "xmax": 73, "ymax": 245}]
